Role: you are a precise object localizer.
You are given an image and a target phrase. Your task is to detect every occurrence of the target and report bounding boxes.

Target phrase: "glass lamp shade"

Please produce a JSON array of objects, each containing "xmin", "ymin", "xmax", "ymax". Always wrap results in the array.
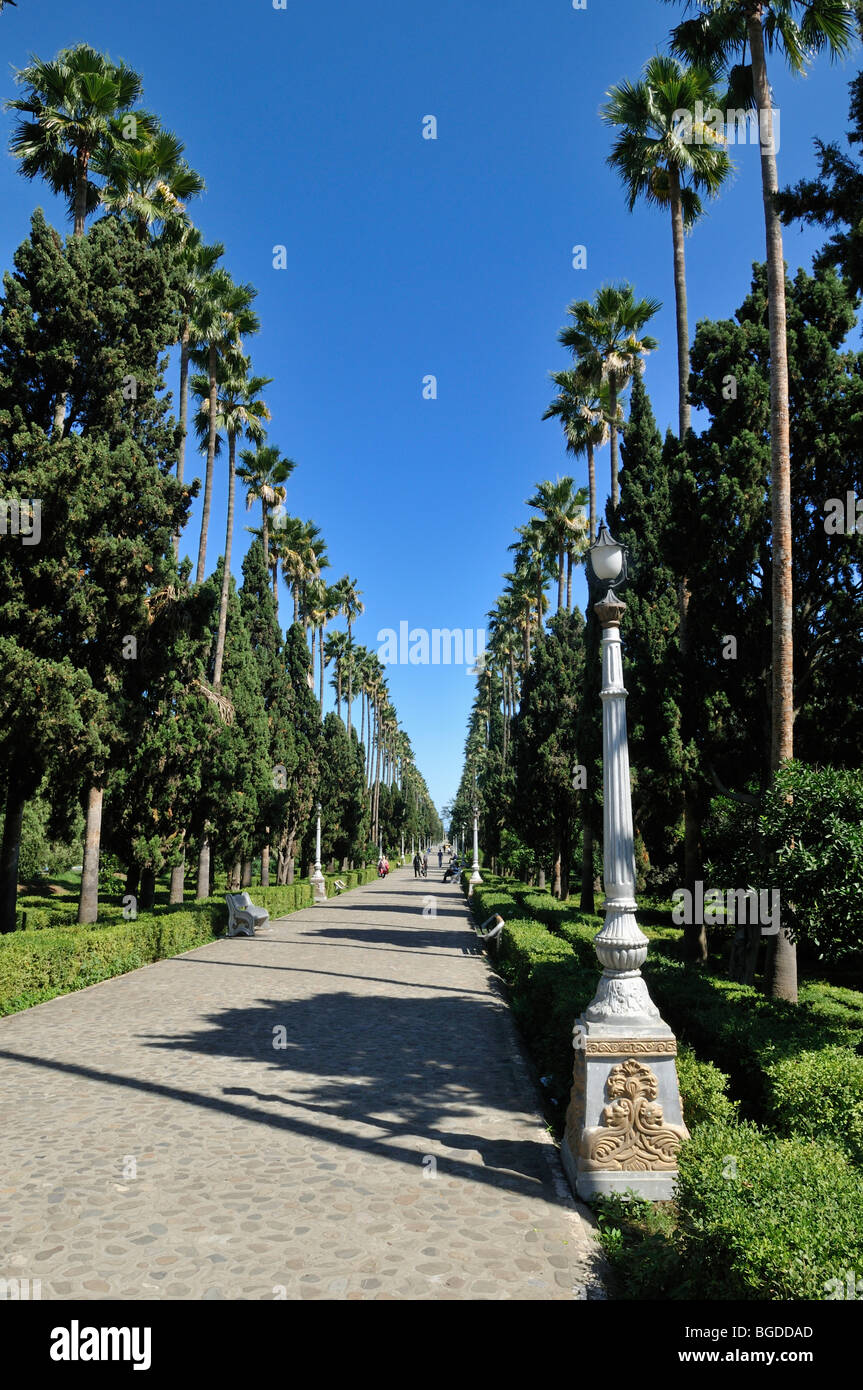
[{"xmin": 590, "ymin": 523, "xmax": 624, "ymax": 582}]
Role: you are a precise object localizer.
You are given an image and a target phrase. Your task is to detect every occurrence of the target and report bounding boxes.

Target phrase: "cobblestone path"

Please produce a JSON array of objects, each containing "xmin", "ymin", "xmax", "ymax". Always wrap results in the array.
[{"xmin": 0, "ymin": 867, "xmax": 601, "ymax": 1300}]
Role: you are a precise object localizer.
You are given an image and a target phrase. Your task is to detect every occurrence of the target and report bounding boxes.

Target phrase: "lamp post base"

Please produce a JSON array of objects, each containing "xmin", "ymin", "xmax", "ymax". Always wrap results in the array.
[
  {"xmin": 561, "ymin": 1017, "xmax": 688, "ymax": 1203},
  {"xmin": 311, "ymin": 869, "xmax": 326, "ymax": 904}
]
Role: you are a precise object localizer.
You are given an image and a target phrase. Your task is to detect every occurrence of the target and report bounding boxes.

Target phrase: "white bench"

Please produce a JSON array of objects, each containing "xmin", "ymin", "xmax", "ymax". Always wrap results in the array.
[
  {"xmin": 225, "ymin": 892, "xmax": 269, "ymax": 937},
  {"xmin": 332, "ymin": 879, "xmax": 347, "ymax": 894}
]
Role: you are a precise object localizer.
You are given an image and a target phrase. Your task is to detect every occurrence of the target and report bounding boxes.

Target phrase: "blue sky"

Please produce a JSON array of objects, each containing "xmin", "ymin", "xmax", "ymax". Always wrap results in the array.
[{"xmin": 1, "ymin": 0, "xmax": 859, "ymax": 816}]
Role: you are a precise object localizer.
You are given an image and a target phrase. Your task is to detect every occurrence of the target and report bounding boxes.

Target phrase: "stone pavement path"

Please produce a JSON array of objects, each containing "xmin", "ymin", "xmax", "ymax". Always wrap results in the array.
[{"xmin": 0, "ymin": 866, "xmax": 601, "ymax": 1300}]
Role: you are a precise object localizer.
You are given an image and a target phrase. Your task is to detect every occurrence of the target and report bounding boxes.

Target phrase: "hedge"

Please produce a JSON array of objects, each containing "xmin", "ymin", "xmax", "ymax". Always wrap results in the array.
[
  {"xmin": 764, "ymin": 1046, "xmax": 863, "ymax": 1167},
  {"xmin": 674, "ymin": 1120, "xmax": 863, "ymax": 1300},
  {"xmin": 1, "ymin": 865, "xmax": 380, "ymax": 1016}
]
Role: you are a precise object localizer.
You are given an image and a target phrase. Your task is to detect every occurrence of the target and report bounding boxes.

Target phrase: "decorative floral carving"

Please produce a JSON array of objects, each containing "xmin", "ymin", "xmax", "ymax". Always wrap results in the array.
[
  {"xmin": 579, "ymin": 1059, "xmax": 688, "ymax": 1171},
  {"xmin": 583, "ymin": 1038, "xmax": 677, "ymax": 1056}
]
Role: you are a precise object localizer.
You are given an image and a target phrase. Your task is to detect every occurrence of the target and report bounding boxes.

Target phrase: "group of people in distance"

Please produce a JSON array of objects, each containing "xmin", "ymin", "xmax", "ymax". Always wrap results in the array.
[{"xmin": 375, "ymin": 845, "xmax": 460, "ymax": 881}]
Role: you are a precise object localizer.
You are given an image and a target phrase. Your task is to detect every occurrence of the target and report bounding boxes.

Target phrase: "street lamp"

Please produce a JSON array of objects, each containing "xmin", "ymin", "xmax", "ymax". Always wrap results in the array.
[
  {"xmin": 311, "ymin": 800, "xmax": 326, "ymax": 904},
  {"xmin": 469, "ymin": 800, "xmax": 482, "ymax": 892},
  {"xmin": 560, "ymin": 523, "xmax": 688, "ymax": 1202}
]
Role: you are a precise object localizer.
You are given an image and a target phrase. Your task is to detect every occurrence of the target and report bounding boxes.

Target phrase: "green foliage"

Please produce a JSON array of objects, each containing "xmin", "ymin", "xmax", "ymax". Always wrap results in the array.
[
  {"xmin": 675, "ymin": 1044, "xmax": 738, "ymax": 1129},
  {"xmin": 674, "ymin": 1121, "xmax": 863, "ymax": 1301},
  {"xmin": 764, "ymin": 1046, "xmax": 863, "ymax": 1166}
]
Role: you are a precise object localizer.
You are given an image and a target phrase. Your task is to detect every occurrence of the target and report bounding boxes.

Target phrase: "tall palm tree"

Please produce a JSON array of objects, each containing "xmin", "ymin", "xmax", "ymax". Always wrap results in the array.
[
  {"xmin": 278, "ymin": 517, "xmax": 319, "ymax": 623},
  {"xmin": 526, "ymin": 477, "xmax": 589, "ymax": 611},
  {"xmin": 237, "ymin": 442, "xmax": 296, "ymax": 575},
  {"xmin": 191, "ymin": 271, "xmax": 260, "ymax": 583},
  {"xmin": 602, "ymin": 55, "xmax": 732, "ymax": 439},
  {"xmin": 99, "ymin": 124, "xmax": 205, "ymax": 239},
  {"xmin": 558, "ymin": 284, "xmax": 661, "ymax": 512},
  {"xmin": 664, "ymin": 0, "xmax": 856, "ymax": 1002},
  {"xmin": 333, "ymin": 576, "xmax": 365, "ymax": 737},
  {"xmin": 6, "ymin": 44, "xmax": 150, "ymax": 237},
  {"xmin": 192, "ymin": 353, "xmax": 271, "ymax": 687},
  {"xmin": 158, "ymin": 224, "xmax": 224, "ymax": 558},
  {"xmin": 544, "ymin": 371, "xmax": 619, "ymax": 542},
  {"xmin": 325, "ymin": 629, "xmax": 350, "ymax": 721},
  {"xmin": 509, "ymin": 520, "xmax": 554, "ymax": 639}
]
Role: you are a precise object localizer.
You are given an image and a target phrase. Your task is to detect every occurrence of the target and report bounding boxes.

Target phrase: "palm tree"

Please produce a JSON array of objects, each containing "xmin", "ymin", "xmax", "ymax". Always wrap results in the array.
[
  {"xmin": 192, "ymin": 353, "xmax": 271, "ymax": 687},
  {"xmin": 509, "ymin": 520, "xmax": 554, "ymax": 640},
  {"xmin": 278, "ymin": 517, "xmax": 319, "ymax": 623},
  {"xmin": 191, "ymin": 271, "xmax": 260, "ymax": 583},
  {"xmin": 333, "ymin": 576, "xmax": 365, "ymax": 736},
  {"xmin": 526, "ymin": 477, "xmax": 589, "ymax": 611},
  {"xmin": 558, "ymin": 284, "xmax": 661, "ymax": 512},
  {"xmin": 158, "ymin": 224, "xmax": 224, "ymax": 558},
  {"xmin": 99, "ymin": 124, "xmax": 205, "ymax": 239},
  {"xmin": 325, "ymin": 630, "xmax": 350, "ymax": 721},
  {"xmin": 664, "ymin": 0, "xmax": 856, "ymax": 1002},
  {"xmin": 602, "ymin": 55, "xmax": 732, "ymax": 439},
  {"xmin": 6, "ymin": 44, "xmax": 149, "ymax": 237},
  {"xmin": 544, "ymin": 371, "xmax": 619, "ymax": 542},
  {"xmin": 237, "ymin": 442, "xmax": 296, "ymax": 575}
]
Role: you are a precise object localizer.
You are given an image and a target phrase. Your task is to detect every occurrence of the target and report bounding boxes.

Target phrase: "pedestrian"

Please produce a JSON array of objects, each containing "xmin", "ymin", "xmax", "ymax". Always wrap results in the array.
[
  {"xmin": 422, "ymin": 852, "xmax": 428, "ymax": 878},
  {"xmin": 413, "ymin": 852, "xmax": 421, "ymax": 878},
  {"xmin": 437, "ymin": 849, "xmax": 443, "ymax": 868}
]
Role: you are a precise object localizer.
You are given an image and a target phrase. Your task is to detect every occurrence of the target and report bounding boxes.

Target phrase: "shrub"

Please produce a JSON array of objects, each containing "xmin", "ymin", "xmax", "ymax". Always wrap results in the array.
[
  {"xmin": 674, "ymin": 1120, "xmax": 863, "ymax": 1300},
  {"xmin": 764, "ymin": 1046, "xmax": 863, "ymax": 1167},
  {"xmin": 675, "ymin": 1045, "xmax": 738, "ymax": 1129}
]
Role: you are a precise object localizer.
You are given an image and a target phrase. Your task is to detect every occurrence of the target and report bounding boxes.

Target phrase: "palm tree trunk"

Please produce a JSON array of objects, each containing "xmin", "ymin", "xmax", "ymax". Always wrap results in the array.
[
  {"xmin": 196, "ymin": 341, "xmax": 219, "ymax": 583},
  {"xmin": 587, "ymin": 440, "xmax": 596, "ymax": 541},
  {"xmin": 261, "ymin": 843, "xmax": 270, "ymax": 887},
  {"xmin": 609, "ymin": 377, "xmax": 620, "ymax": 511},
  {"xmin": 319, "ymin": 623, "xmax": 325, "ymax": 711},
  {"xmin": 0, "ymin": 787, "xmax": 25, "ymax": 933},
  {"xmin": 73, "ymin": 150, "xmax": 89, "ymax": 238},
  {"xmin": 346, "ymin": 621, "xmax": 353, "ymax": 737},
  {"xmin": 272, "ymin": 558, "xmax": 279, "ymax": 612},
  {"xmin": 292, "ymin": 584, "xmax": 299, "ymax": 625},
  {"xmin": 747, "ymin": 10, "xmax": 796, "ymax": 1005},
  {"xmin": 77, "ymin": 785, "xmax": 103, "ymax": 924},
  {"xmin": 566, "ymin": 549, "xmax": 573, "ymax": 610},
  {"xmin": 175, "ymin": 322, "xmax": 190, "ymax": 559},
  {"xmin": 668, "ymin": 167, "xmax": 691, "ymax": 440},
  {"xmin": 262, "ymin": 504, "xmax": 269, "ymax": 575},
  {"xmin": 212, "ymin": 432, "xmax": 236, "ymax": 688},
  {"xmin": 557, "ymin": 544, "xmax": 565, "ymax": 612}
]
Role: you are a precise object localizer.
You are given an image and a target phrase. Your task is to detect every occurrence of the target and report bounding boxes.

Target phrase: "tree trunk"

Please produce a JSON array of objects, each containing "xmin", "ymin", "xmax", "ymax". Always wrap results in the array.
[
  {"xmin": 537, "ymin": 867, "xmax": 546, "ymax": 890},
  {"xmin": 587, "ymin": 440, "xmax": 596, "ymax": 542},
  {"xmin": 748, "ymin": 10, "xmax": 796, "ymax": 1003},
  {"xmin": 77, "ymin": 785, "xmax": 103, "ymax": 924},
  {"xmin": 231, "ymin": 860, "xmax": 241, "ymax": 891},
  {"xmin": 0, "ymin": 788, "xmax": 25, "ymax": 933},
  {"xmin": 175, "ymin": 322, "xmax": 191, "ymax": 560},
  {"xmin": 73, "ymin": 150, "xmax": 89, "ymax": 239},
  {"xmin": 169, "ymin": 846, "xmax": 185, "ymax": 904},
  {"xmin": 609, "ymin": 377, "xmax": 620, "ymax": 512},
  {"xmin": 139, "ymin": 868, "xmax": 156, "ymax": 912},
  {"xmin": 272, "ymin": 558, "xmax": 279, "ymax": 611},
  {"xmin": 346, "ymin": 622, "xmax": 353, "ymax": 738},
  {"xmin": 196, "ymin": 838, "xmax": 210, "ymax": 900},
  {"xmin": 261, "ymin": 844, "xmax": 270, "ymax": 888},
  {"xmin": 319, "ymin": 623, "xmax": 325, "ymax": 711},
  {"xmin": 557, "ymin": 544, "xmax": 565, "ymax": 613},
  {"xmin": 668, "ymin": 166, "xmax": 691, "ymax": 439},
  {"xmin": 566, "ymin": 550, "xmax": 573, "ymax": 611},
  {"xmin": 242, "ymin": 860, "xmax": 252, "ymax": 888},
  {"xmin": 196, "ymin": 341, "xmax": 219, "ymax": 583},
  {"xmin": 125, "ymin": 863, "xmax": 141, "ymax": 900},
  {"xmin": 53, "ymin": 394, "xmax": 67, "ymax": 438},
  {"xmin": 212, "ymin": 433, "xmax": 236, "ymax": 687},
  {"xmin": 580, "ymin": 819, "xmax": 595, "ymax": 914}
]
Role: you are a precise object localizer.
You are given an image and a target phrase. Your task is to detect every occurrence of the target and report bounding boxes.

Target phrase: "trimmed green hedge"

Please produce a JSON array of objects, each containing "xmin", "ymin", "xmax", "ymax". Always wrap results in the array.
[
  {"xmin": 765, "ymin": 1046, "xmax": 863, "ymax": 1167},
  {"xmin": 1, "ymin": 865, "xmax": 379, "ymax": 1016},
  {"xmin": 674, "ymin": 1120, "xmax": 863, "ymax": 1300}
]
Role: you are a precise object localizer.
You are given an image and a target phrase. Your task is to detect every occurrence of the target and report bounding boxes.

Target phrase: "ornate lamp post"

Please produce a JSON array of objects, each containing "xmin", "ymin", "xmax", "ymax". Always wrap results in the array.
[
  {"xmin": 311, "ymin": 800, "xmax": 326, "ymax": 904},
  {"xmin": 469, "ymin": 800, "xmax": 482, "ymax": 892},
  {"xmin": 561, "ymin": 522, "xmax": 688, "ymax": 1201}
]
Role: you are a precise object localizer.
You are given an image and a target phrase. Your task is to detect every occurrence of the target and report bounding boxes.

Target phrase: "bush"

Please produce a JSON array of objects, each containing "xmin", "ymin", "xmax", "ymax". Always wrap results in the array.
[
  {"xmin": 674, "ymin": 1120, "xmax": 863, "ymax": 1299},
  {"xmin": 765, "ymin": 1046, "xmax": 863, "ymax": 1167},
  {"xmin": 675, "ymin": 1045, "xmax": 738, "ymax": 1129}
]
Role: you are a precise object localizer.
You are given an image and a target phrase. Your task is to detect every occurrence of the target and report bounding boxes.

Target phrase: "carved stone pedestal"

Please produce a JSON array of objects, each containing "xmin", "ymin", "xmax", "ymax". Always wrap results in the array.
[{"xmin": 561, "ymin": 1023, "xmax": 688, "ymax": 1201}]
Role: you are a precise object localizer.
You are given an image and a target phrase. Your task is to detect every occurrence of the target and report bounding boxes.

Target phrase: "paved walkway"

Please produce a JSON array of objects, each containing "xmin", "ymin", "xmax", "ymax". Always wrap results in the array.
[{"xmin": 0, "ymin": 867, "xmax": 600, "ymax": 1300}]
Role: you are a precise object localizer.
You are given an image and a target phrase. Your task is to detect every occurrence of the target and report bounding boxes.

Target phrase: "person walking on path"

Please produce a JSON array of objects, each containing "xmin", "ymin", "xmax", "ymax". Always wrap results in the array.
[
  {"xmin": 437, "ymin": 849, "xmax": 443, "ymax": 868},
  {"xmin": 422, "ymin": 852, "xmax": 428, "ymax": 878},
  {"xmin": 413, "ymin": 852, "xmax": 422, "ymax": 879}
]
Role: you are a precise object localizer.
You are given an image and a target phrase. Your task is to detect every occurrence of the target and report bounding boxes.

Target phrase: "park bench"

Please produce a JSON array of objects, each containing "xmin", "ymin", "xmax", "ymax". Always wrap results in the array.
[
  {"xmin": 225, "ymin": 891, "xmax": 269, "ymax": 937},
  {"xmin": 332, "ymin": 879, "xmax": 347, "ymax": 894}
]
